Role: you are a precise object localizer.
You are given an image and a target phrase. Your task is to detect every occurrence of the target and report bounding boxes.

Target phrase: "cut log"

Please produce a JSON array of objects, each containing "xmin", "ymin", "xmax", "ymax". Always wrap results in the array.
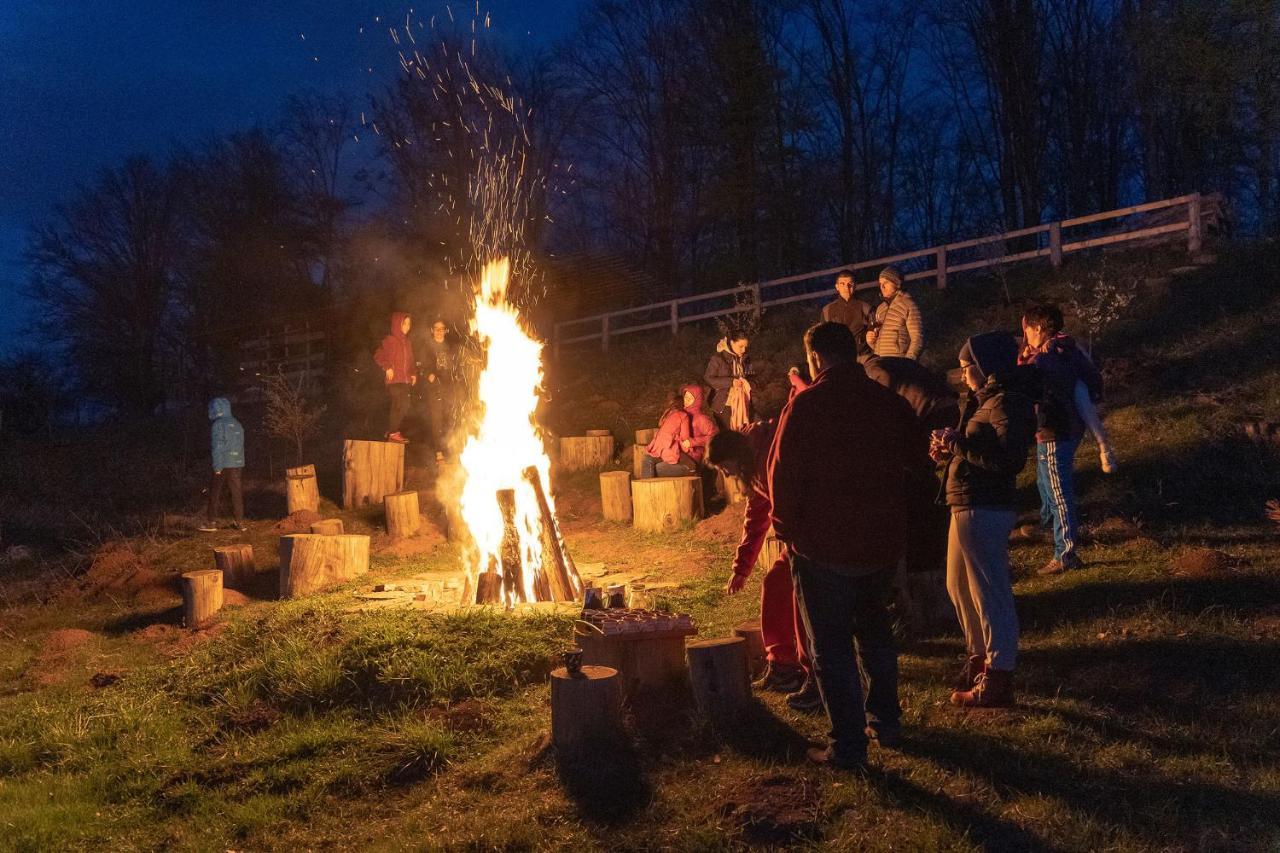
[
  {"xmin": 212, "ymin": 544, "xmax": 255, "ymax": 590},
  {"xmin": 342, "ymin": 440, "xmax": 405, "ymax": 509},
  {"xmin": 755, "ymin": 533, "xmax": 786, "ymax": 572},
  {"xmin": 524, "ymin": 466, "xmax": 583, "ymax": 602},
  {"xmin": 285, "ymin": 464, "xmax": 320, "ymax": 514},
  {"xmin": 559, "ymin": 435, "xmax": 614, "ymax": 470},
  {"xmin": 383, "ymin": 490, "xmax": 421, "ymax": 539},
  {"xmin": 585, "ymin": 429, "xmax": 613, "ymax": 437},
  {"xmin": 634, "ymin": 427, "xmax": 657, "ymax": 446},
  {"xmin": 181, "ymin": 570, "xmax": 223, "ymax": 628},
  {"xmin": 687, "ymin": 636, "xmax": 752, "ymax": 719},
  {"xmin": 732, "ymin": 621, "xmax": 766, "ymax": 677},
  {"xmin": 278, "ymin": 534, "xmax": 370, "ymax": 598},
  {"xmin": 631, "ymin": 475, "xmax": 704, "ymax": 533},
  {"xmin": 550, "ymin": 665, "xmax": 623, "ymax": 756},
  {"xmin": 599, "ymin": 471, "xmax": 633, "ymax": 522},
  {"xmin": 310, "ymin": 519, "xmax": 345, "ymax": 535},
  {"xmin": 721, "ymin": 472, "xmax": 748, "ymax": 505},
  {"xmin": 474, "ymin": 570, "xmax": 502, "ymax": 605},
  {"xmin": 575, "ymin": 621, "xmax": 693, "ymax": 700},
  {"xmin": 632, "ymin": 444, "xmax": 647, "ymax": 479},
  {"xmin": 497, "ymin": 488, "xmax": 523, "ymax": 601}
]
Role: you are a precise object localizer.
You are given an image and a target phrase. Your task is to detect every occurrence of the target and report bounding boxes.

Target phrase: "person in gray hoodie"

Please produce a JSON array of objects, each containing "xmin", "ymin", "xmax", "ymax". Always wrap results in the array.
[{"xmin": 199, "ymin": 397, "xmax": 246, "ymax": 532}]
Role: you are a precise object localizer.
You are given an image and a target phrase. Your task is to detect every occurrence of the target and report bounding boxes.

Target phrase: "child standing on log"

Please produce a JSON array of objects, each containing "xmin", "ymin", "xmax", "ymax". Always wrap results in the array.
[
  {"xmin": 374, "ymin": 312, "xmax": 416, "ymax": 444},
  {"xmin": 199, "ymin": 397, "xmax": 246, "ymax": 532}
]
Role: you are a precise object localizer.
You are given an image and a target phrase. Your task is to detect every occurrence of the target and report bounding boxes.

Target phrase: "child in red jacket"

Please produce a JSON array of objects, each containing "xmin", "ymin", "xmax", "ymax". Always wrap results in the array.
[
  {"xmin": 373, "ymin": 312, "xmax": 416, "ymax": 443},
  {"xmin": 639, "ymin": 384, "xmax": 718, "ymax": 477}
]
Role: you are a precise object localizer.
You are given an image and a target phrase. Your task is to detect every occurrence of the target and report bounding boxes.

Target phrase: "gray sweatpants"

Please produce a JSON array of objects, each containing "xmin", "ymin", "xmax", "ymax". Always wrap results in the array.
[{"xmin": 946, "ymin": 508, "xmax": 1019, "ymax": 671}]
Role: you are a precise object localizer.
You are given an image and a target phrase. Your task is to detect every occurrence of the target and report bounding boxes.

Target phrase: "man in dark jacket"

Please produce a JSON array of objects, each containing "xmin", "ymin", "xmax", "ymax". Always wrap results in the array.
[
  {"xmin": 934, "ymin": 332, "xmax": 1037, "ymax": 707},
  {"xmin": 423, "ymin": 319, "xmax": 459, "ymax": 461},
  {"xmin": 821, "ymin": 269, "xmax": 871, "ymax": 346},
  {"xmin": 373, "ymin": 312, "xmax": 416, "ymax": 443},
  {"xmin": 770, "ymin": 321, "xmax": 925, "ymax": 770}
]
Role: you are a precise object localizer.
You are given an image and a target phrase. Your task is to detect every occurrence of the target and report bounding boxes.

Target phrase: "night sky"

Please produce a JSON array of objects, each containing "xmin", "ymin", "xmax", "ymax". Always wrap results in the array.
[{"xmin": 0, "ymin": 1, "xmax": 577, "ymax": 353}]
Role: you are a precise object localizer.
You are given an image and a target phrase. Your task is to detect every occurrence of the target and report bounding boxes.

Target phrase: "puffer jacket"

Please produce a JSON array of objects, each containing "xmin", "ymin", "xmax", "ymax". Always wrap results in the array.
[
  {"xmin": 870, "ymin": 291, "xmax": 924, "ymax": 360},
  {"xmin": 942, "ymin": 369, "xmax": 1037, "ymax": 509},
  {"xmin": 373, "ymin": 312, "xmax": 415, "ymax": 385},
  {"xmin": 208, "ymin": 397, "xmax": 245, "ymax": 473},
  {"xmin": 645, "ymin": 383, "xmax": 718, "ymax": 464}
]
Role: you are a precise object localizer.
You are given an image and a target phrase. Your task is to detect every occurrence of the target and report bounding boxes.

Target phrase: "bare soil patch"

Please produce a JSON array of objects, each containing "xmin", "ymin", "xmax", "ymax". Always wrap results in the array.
[
  {"xmin": 715, "ymin": 773, "xmax": 822, "ymax": 847},
  {"xmin": 1168, "ymin": 548, "xmax": 1241, "ymax": 577},
  {"xmin": 273, "ymin": 510, "xmax": 323, "ymax": 534}
]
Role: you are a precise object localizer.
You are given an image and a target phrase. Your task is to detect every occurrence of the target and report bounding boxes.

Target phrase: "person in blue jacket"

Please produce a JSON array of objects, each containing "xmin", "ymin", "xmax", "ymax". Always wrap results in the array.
[{"xmin": 199, "ymin": 397, "xmax": 246, "ymax": 532}]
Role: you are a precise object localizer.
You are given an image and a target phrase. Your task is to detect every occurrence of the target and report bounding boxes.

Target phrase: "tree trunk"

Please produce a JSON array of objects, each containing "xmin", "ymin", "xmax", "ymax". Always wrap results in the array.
[
  {"xmin": 732, "ymin": 621, "xmax": 766, "ymax": 677},
  {"xmin": 310, "ymin": 519, "xmax": 344, "ymax": 535},
  {"xmin": 599, "ymin": 471, "xmax": 633, "ymax": 522},
  {"xmin": 212, "ymin": 544, "xmax": 255, "ymax": 590},
  {"xmin": 550, "ymin": 665, "xmax": 623, "ymax": 756},
  {"xmin": 687, "ymin": 637, "xmax": 752, "ymax": 719},
  {"xmin": 631, "ymin": 475, "xmax": 704, "ymax": 533},
  {"xmin": 285, "ymin": 464, "xmax": 319, "ymax": 514},
  {"xmin": 342, "ymin": 440, "xmax": 404, "ymax": 509},
  {"xmin": 559, "ymin": 435, "xmax": 614, "ymax": 470},
  {"xmin": 278, "ymin": 534, "xmax": 370, "ymax": 598},
  {"xmin": 181, "ymin": 570, "xmax": 223, "ymax": 628},
  {"xmin": 383, "ymin": 490, "xmax": 421, "ymax": 539}
]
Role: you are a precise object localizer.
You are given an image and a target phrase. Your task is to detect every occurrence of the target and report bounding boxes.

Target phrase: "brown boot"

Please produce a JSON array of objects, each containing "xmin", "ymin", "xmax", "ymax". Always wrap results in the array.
[
  {"xmin": 950, "ymin": 669, "xmax": 1015, "ymax": 708},
  {"xmin": 951, "ymin": 655, "xmax": 985, "ymax": 692}
]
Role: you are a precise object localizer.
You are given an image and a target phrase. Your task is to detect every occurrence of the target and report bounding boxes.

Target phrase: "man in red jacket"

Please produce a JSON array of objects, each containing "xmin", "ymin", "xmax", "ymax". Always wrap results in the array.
[
  {"xmin": 770, "ymin": 321, "xmax": 925, "ymax": 770},
  {"xmin": 373, "ymin": 312, "xmax": 417, "ymax": 443}
]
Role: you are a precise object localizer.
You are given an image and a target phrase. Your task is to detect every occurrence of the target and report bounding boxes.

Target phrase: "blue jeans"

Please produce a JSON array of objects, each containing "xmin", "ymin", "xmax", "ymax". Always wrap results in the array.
[
  {"xmin": 1036, "ymin": 438, "xmax": 1080, "ymax": 563},
  {"xmin": 792, "ymin": 557, "xmax": 900, "ymax": 764},
  {"xmin": 639, "ymin": 454, "xmax": 695, "ymax": 479}
]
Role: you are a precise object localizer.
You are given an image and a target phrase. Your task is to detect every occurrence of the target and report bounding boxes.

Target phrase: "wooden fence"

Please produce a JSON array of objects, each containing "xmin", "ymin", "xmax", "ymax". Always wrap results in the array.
[{"xmin": 553, "ymin": 192, "xmax": 1213, "ymax": 353}]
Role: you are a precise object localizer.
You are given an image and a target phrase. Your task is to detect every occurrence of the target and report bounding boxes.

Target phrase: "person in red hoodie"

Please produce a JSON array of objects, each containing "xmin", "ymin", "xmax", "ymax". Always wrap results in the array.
[
  {"xmin": 770, "ymin": 321, "xmax": 925, "ymax": 771},
  {"xmin": 373, "ymin": 312, "xmax": 417, "ymax": 443},
  {"xmin": 639, "ymin": 384, "xmax": 717, "ymax": 477}
]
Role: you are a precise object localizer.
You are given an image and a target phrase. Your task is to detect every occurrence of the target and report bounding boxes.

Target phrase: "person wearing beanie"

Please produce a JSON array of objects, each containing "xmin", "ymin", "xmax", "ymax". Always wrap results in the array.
[
  {"xmin": 866, "ymin": 266, "xmax": 924, "ymax": 360},
  {"xmin": 933, "ymin": 331, "xmax": 1038, "ymax": 708},
  {"xmin": 373, "ymin": 312, "xmax": 417, "ymax": 443}
]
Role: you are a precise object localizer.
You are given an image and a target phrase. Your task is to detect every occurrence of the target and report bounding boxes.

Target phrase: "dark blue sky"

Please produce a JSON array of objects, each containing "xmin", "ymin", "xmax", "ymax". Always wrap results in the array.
[{"xmin": 0, "ymin": 1, "xmax": 576, "ymax": 353}]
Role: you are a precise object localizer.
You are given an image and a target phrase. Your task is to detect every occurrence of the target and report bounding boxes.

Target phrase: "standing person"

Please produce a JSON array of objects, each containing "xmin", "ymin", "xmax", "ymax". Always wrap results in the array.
[
  {"xmin": 866, "ymin": 266, "xmax": 924, "ymax": 360},
  {"xmin": 704, "ymin": 331, "xmax": 754, "ymax": 430},
  {"xmin": 770, "ymin": 322, "xmax": 925, "ymax": 770},
  {"xmin": 423, "ymin": 318, "xmax": 459, "ymax": 463},
  {"xmin": 933, "ymin": 332, "xmax": 1037, "ymax": 707},
  {"xmin": 373, "ymin": 312, "xmax": 416, "ymax": 444},
  {"xmin": 198, "ymin": 397, "xmax": 246, "ymax": 532},
  {"xmin": 639, "ymin": 385, "xmax": 718, "ymax": 478},
  {"xmin": 708, "ymin": 424, "xmax": 811, "ymax": 699},
  {"xmin": 1018, "ymin": 303, "xmax": 1103, "ymax": 574},
  {"xmin": 822, "ymin": 269, "xmax": 871, "ymax": 347}
]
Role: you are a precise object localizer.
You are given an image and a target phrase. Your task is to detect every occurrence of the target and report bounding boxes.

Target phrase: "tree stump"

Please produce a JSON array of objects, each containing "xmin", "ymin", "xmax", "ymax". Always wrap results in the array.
[
  {"xmin": 550, "ymin": 665, "xmax": 623, "ymax": 756},
  {"xmin": 687, "ymin": 637, "xmax": 752, "ymax": 719},
  {"xmin": 181, "ymin": 570, "xmax": 223, "ymax": 628},
  {"xmin": 635, "ymin": 427, "xmax": 657, "ymax": 446},
  {"xmin": 755, "ymin": 533, "xmax": 785, "ymax": 572},
  {"xmin": 599, "ymin": 471, "xmax": 633, "ymax": 522},
  {"xmin": 721, "ymin": 472, "xmax": 748, "ymax": 505},
  {"xmin": 631, "ymin": 476, "xmax": 704, "ymax": 533},
  {"xmin": 310, "ymin": 519, "xmax": 345, "ymax": 535},
  {"xmin": 559, "ymin": 435, "xmax": 614, "ymax": 470},
  {"xmin": 575, "ymin": 621, "xmax": 693, "ymax": 700},
  {"xmin": 278, "ymin": 534, "xmax": 370, "ymax": 598},
  {"xmin": 632, "ymin": 445, "xmax": 647, "ymax": 479},
  {"xmin": 285, "ymin": 464, "xmax": 319, "ymax": 514},
  {"xmin": 212, "ymin": 544, "xmax": 255, "ymax": 590},
  {"xmin": 732, "ymin": 621, "xmax": 766, "ymax": 677},
  {"xmin": 342, "ymin": 440, "xmax": 404, "ymax": 509},
  {"xmin": 384, "ymin": 490, "xmax": 421, "ymax": 539},
  {"xmin": 585, "ymin": 429, "xmax": 613, "ymax": 437}
]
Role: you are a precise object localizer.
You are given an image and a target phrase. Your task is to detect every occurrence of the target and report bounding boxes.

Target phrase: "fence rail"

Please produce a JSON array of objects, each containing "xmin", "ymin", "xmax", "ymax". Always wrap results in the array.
[{"xmin": 553, "ymin": 192, "xmax": 1211, "ymax": 353}]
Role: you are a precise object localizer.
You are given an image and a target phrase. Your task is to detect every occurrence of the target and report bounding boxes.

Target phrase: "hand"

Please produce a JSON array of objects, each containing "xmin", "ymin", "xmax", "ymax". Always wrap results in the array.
[
  {"xmin": 929, "ymin": 445, "xmax": 951, "ymax": 464},
  {"xmin": 427, "ymin": 373, "xmax": 436, "ymax": 383},
  {"xmin": 410, "ymin": 375, "xmax": 418, "ymax": 386},
  {"xmin": 726, "ymin": 572, "xmax": 748, "ymax": 594},
  {"xmin": 680, "ymin": 439, "xmax": 692, "ymax": 452},
  {"xmin": 385, "ymin": 368, "xmax": 394, "ymax": 382},
  {"xmin": 866, "ymin": 329, "xmax": 877, "ymax": 345}
]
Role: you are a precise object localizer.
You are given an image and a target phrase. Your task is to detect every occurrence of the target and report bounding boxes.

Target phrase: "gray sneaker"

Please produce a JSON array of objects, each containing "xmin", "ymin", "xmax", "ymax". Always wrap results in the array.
[{"xmin": 786, "ymin": 676, "xmax": 823, "ymax": 712}]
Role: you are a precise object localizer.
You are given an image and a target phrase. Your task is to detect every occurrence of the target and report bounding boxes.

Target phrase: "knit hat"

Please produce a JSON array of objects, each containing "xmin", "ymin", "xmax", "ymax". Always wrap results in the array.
[
  {"xmin": 958, "ymin": 331, "xmax": 1019, "ymax": 379},
  {"xmin": 879, "ymin": 265, "xmax": 904, "ymax": 287}
]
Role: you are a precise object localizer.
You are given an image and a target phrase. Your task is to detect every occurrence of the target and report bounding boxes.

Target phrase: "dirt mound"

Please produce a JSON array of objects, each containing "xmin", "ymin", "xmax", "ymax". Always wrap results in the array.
[
  {"xmin": 273, "ymin": 510, "xmax": 323, "ymax": 534},
  {"xmin": 425, "ymin": 699, "xmax": 491, "ymax": 733},
  {"xmin": 693, "ymin": 504, "xmax": 746, "ymax": 543},
  {"xmin": 223, "ymin": 589, "xmax": 251, "ymax": 607},
  {"xmin": 716, "ymin": 774, "xmax": 821, "ymax": 847},
  {"xmin": 42, "ymin": 628, "xmax": 95, "ymax": 653},
  {"xmin": 376, "ymin": 521, "xmax": 447, "ymax": 558},
  {"xmin": 1168, "ymin": 548, "xmax": 1240, "ymax": 577},
  {"xmin": 131, "ymin": 621, "xmax": 227, "ymax": 656},
  {"xmin": 1089, "ymin": 516, "xmax": 1142, "ymax": 543}
]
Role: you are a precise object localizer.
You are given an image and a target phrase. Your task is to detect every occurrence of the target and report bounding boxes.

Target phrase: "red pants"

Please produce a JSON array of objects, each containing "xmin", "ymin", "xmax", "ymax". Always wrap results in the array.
[{"xmin": 761, "ymin": 549, "xmax": 810, "ymax": 671}]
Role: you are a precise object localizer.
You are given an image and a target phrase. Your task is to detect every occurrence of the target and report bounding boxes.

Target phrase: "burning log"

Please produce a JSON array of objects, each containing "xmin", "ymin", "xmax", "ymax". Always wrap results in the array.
[
  {"xmin": 285, "ymin": 464, "xmax": 319, "ymax": 514},
  {"xmin": 212, "ymin": 544, "xmax": 255, "ymax": 590},
  {"xmin": 181, "ymin": 570, "xmax": 223, "ymax": 628},
  {"xmin": 599, "ymin": 471, "xmax": 633, "ymax": 522},
  {"xmin": 383, "ymin": 490, "xmax": 421, "ymax": 539},
  {"xmin": 524, "ymin": 466, "xmax": 582, "ymax": 602}
]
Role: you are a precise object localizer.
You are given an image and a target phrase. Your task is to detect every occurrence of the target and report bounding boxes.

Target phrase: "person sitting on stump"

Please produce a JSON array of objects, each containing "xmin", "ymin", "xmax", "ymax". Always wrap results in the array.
[
  {"xmin": 933, "ymin": 332, "xmax": 1037, "ymax": 708},
  {"xmin": 198, "ymin": 396, "xmax": 246, "ymax": 533},
  {"xmin": 374, "ymin": 311, "xmax": 416, "ymax": 443},
  {"xmin": 770, "ymin": 321, "xmax": 925, "ymax": 771},
  {"xmin": 708, "ymin": 425, "xmax": 813, "ymax": 706},
  {"xmin": 639, "ymin": 384, "xmax": 718, "ymax": 478}
]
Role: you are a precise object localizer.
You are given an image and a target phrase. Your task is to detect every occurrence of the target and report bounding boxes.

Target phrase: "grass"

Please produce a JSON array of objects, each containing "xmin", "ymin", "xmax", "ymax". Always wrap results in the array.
[{"xmin": 2, "ymin": 242, "xmax": 1280, "ymax": 849}]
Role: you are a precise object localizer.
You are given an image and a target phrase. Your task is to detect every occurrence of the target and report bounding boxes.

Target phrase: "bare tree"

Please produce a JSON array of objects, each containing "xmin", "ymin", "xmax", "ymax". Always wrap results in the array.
[{"xmin": 261, "ymin": 370, "xmax": 327, "ymax": 465}]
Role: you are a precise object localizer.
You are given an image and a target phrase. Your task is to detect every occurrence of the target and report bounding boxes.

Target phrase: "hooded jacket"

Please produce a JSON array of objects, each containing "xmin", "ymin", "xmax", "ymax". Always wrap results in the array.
[
  {"xmin": 942, "ymin": 333, "xmax": 1037, "ymax": 508},
  {"xmin": 208, "ymin": 397, "xmax": 245, "ymax": 473},
  {"xmin": 1019, "ymin": 333, "xmax": 1102, "ymax": 443},
  {"xmin": 704, "ymin": 342, "xmax": 754, "ymax": 415},
  {"xmin": 768, "ymin": 361, "xmax": 925, "ymax": 571},
  {"xmin": 645, "ymin": 384, "xmax": 718, "ymax": 464},
  {"xmin": 861, "ymin": 355, "xmax": 960, "ymax": 433},
  {"xmin": 374, "ymin": 312, "xmax": 415, "ymax": 385}
]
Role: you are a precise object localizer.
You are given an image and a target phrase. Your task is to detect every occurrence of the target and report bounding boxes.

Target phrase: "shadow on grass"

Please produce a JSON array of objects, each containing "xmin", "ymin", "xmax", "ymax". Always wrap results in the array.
[
  {"xmin": 555, "ymin": 735, "xmax": 652, "ymax": 826},
  {"xmin": 101, "ymin": 604, "xmax": 183, "ymax": 635},
  {"xmin": 715, "ymin": 699, "xmax": 815, "ymax": 765}
]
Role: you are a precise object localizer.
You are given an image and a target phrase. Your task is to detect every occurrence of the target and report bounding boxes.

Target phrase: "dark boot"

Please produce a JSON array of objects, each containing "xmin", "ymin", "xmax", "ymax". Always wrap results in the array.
[
  {"xmin": 950, "ymin": 669, "xmax": 1015, "ymax": 708},
  {"xmin": 752, "ymin": 661, "xmax": 805, "ymax": 693},
  {"xmin": 952, "ymin": 655, "xmax": 985, "ymax": 692}
]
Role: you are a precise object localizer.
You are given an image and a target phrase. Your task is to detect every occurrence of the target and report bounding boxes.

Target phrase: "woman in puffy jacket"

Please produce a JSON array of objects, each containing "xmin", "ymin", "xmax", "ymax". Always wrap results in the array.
[{"xmin": 639, "ymin": 384, "xmax": 718, "ymax": 478}]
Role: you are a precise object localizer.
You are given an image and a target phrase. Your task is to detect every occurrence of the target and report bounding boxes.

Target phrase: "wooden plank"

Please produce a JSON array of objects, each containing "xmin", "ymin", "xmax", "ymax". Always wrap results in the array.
[
  {"xmin": 946, "ymin": 247, "xmax": 1052, "ymax": 274},
  {"xmin": 1061, "ymin": 221, "xmax": 1188, "ymax": 253},
  {"xmin": 1060, "ymin": 195, "xmax": 1194, "ymax": 228},
  {"xmin": 944, "ymin": 222, "xmax": 1050, "ymax": 252}
]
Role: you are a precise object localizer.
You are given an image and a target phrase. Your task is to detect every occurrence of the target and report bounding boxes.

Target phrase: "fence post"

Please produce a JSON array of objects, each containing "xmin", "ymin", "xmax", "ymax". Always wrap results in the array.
[
  {"xmin": 1049, "ymin": 221, "xmax": 1063, "ymax": 268},
  {"xmin": 669, "ymin": 301, "xmax": 679, "ymax": 336},
  {"xmin": 750, "ymin": 284, "xmax": 762, "ymax": 320},
  {"xmin": 1187, "ymin": 193, "xmax": 1203, "ymax": 256},
  {"xmin": 936, "ymin": 245, "xmax": 947, "ymax": 290},
  {"xmin": 601, "ymin": 315, "xmax": 610, "ymax": 353}
]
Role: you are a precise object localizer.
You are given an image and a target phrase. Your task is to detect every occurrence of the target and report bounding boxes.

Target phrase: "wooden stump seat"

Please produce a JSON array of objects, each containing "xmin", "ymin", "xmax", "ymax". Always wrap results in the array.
[{"xmin": 631, "ymin": 475, "xmax": 704, "ymax": 533}]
